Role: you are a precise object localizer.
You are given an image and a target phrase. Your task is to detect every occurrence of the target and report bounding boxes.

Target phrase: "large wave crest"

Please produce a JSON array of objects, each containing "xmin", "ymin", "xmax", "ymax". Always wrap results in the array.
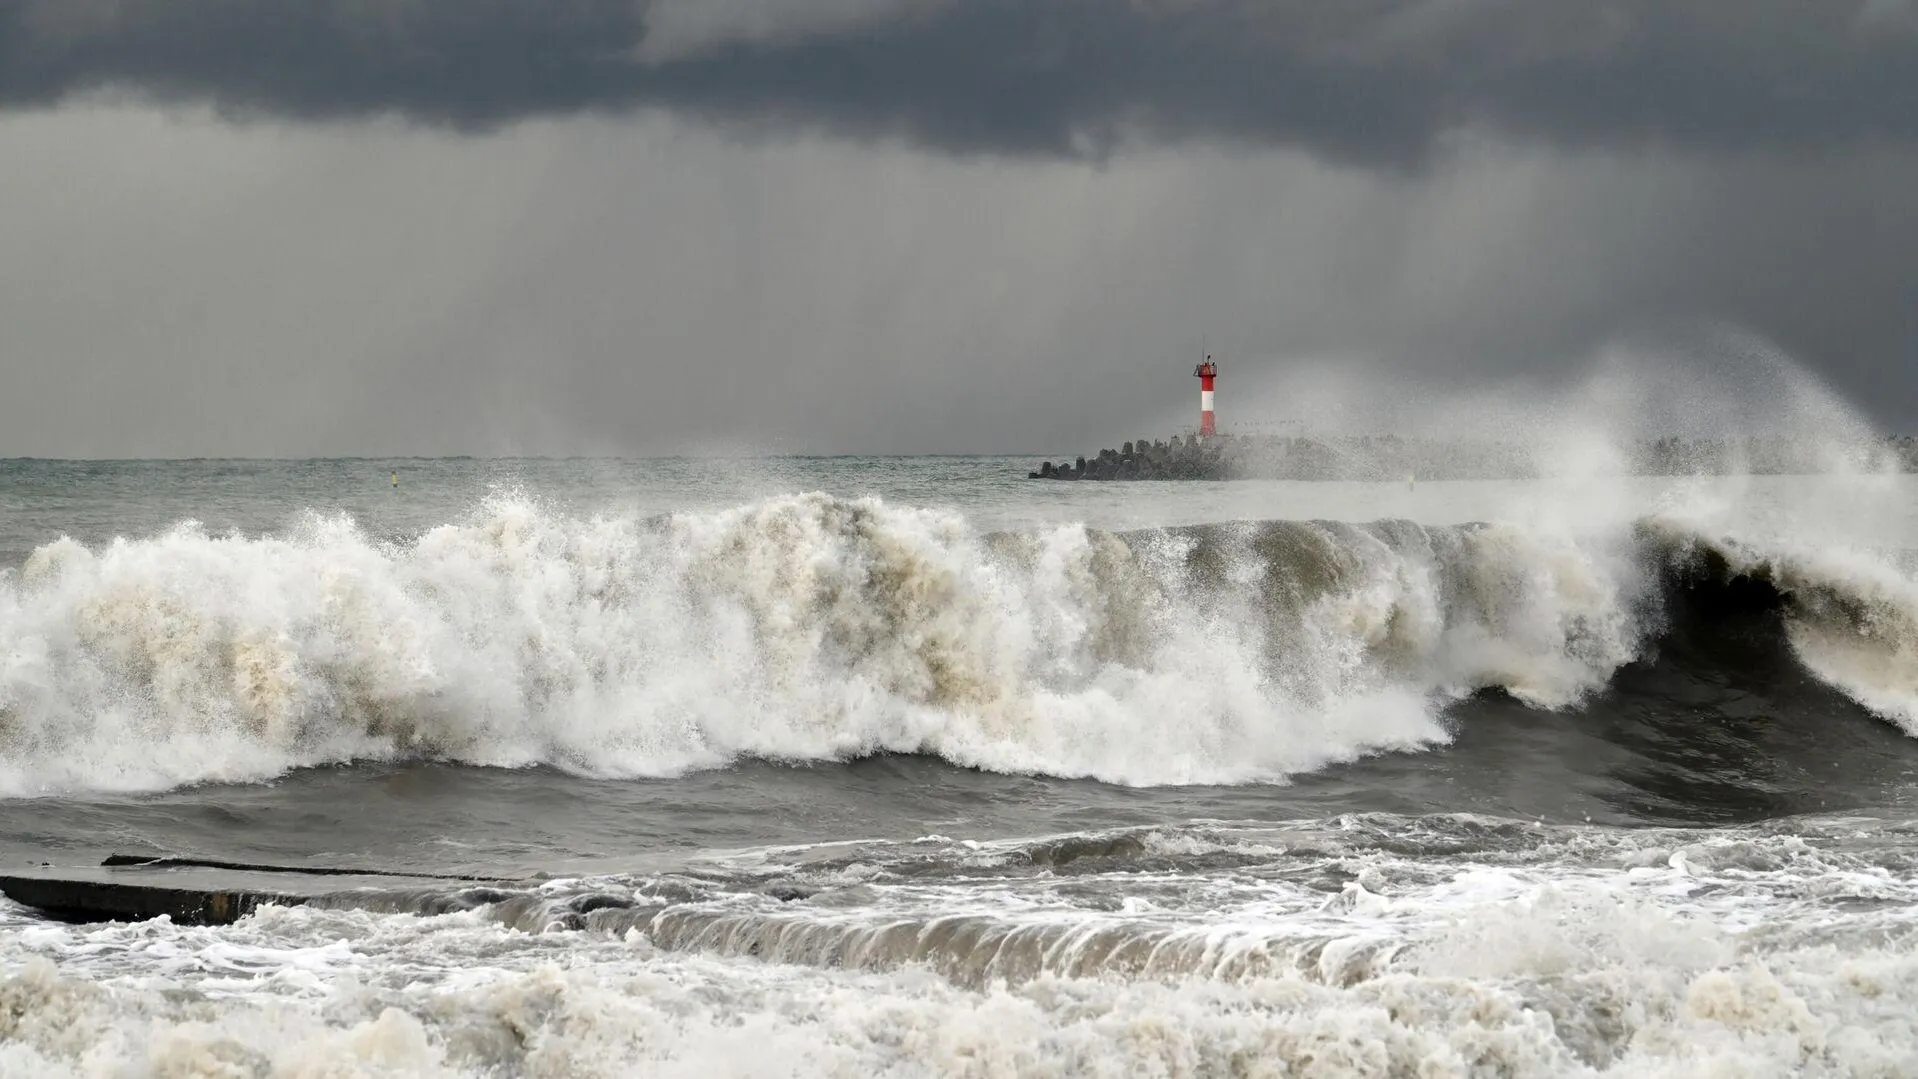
[{"xmin": 0, "ymin": 491, "xmax": 1908, "ymax": 795}]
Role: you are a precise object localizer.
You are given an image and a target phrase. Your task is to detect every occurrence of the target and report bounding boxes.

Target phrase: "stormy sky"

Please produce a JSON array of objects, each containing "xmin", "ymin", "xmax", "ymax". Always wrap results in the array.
[{"xmin": 3, "ymin": 0, "xmax": 1916, "ymax": 456}]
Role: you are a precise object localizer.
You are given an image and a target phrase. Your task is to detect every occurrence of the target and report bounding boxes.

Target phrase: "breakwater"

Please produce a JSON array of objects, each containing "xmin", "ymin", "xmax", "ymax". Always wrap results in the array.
[
  {"xmin": 1030, "ymin": 434, "xmax": 1918, "ymax": 480},
  {"xmin": 1028, "ymin": 435, "xmax": 1225, "ymax": 480}
]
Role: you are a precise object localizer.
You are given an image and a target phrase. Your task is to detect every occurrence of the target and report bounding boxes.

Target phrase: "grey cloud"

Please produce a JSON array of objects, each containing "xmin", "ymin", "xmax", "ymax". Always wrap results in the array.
[
  {"xmin": 3, "ymin": 1, "xmax": 1916, "ymax": 163},
  {"xmin": 2, "ymin": 109, "xmax": 1914, "ymax": 459},
  {"xmin": 636, "ymin": 0, "xmax": 947, "ymax": 63}
]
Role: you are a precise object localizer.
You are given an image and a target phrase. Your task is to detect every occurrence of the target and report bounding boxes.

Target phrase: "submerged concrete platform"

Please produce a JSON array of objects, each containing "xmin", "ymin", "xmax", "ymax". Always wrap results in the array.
[{"xmin": 0, "ymin": 856, "xmax": 527, "ymax": 926}]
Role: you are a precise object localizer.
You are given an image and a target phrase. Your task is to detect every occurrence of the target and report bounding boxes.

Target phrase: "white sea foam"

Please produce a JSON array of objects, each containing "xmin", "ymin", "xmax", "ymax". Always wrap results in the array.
[
  {"xmin": 5, "ymin": 822, "xmax": 1917, "ymax": 1077},
  {"xmin": 0, "ymin": 491, "xmax": 1666, "ymax": 795},
  {"xmin": 1, "ymin": 485, "xmax": 1915, "ymax": 795}
]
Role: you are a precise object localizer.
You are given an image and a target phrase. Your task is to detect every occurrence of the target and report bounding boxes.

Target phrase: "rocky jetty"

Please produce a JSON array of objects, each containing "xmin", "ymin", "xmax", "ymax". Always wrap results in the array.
[
  {"xmin": 1028, "ymin": 435, "xmax": 1226, "ymax": 480},
  {"xmin": 1030, "ymin": 433, "xmax": 1918, "ymax": 481}
]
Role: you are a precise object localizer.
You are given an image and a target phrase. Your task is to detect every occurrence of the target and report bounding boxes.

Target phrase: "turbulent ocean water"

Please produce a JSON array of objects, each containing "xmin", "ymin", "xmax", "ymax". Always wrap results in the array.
[{"xmin": 6, "ymin": 454, "xmax": 1918, "ymax": 1076}]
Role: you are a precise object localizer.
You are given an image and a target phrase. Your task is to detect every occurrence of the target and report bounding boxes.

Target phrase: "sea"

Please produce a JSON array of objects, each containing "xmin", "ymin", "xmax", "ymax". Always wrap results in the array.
[{"xmin": 4, "ymin": 454, "xmax": 1918, "ymax": 1077}]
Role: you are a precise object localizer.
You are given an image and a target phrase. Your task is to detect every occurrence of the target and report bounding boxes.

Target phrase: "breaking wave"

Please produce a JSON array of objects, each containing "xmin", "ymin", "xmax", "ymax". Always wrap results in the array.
[
  {"xmin": 9, "ymin": 815, "xmax": 1918, "ymax": 1078},
  {"xmin": 0, "ymin": 491, "xmax": 1913, "ymax": 795}
]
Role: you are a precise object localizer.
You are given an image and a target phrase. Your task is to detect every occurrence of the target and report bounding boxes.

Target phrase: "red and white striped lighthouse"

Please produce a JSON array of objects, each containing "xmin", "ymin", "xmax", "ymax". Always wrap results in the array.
[{"xmin": 1193, "ymin": 357, "xmax": 1218, "ymax": 437}]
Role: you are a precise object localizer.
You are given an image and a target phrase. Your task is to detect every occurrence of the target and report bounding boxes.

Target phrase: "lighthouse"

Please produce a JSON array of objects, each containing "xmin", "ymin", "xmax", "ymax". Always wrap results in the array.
[{"xmin": 1194, "ymin": 356, "xmax": 1218, "ymax": 437}]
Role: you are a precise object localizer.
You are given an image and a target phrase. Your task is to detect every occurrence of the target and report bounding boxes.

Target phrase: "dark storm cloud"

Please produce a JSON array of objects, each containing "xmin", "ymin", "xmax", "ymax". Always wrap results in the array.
[{"xmin": 3, "ymin": 0, "xmax": 1917, "ymax": 163}]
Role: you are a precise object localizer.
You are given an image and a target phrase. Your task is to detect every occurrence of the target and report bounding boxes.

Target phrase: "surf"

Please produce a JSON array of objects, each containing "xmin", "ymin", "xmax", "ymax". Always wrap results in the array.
[{"xmin": 0, "ymin": 487, "xmax": 1914, "ymax": 796}]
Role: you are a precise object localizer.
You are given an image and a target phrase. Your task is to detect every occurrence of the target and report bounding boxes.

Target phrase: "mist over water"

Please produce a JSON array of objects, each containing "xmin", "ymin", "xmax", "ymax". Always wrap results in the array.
[
  {"xmin": 5, "ymin": 355, "xmax": 1914, "ymax": 793},
  {"xmin": 7, "ymin": 356, "xmax": 1918, "ymax": 1076}
]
